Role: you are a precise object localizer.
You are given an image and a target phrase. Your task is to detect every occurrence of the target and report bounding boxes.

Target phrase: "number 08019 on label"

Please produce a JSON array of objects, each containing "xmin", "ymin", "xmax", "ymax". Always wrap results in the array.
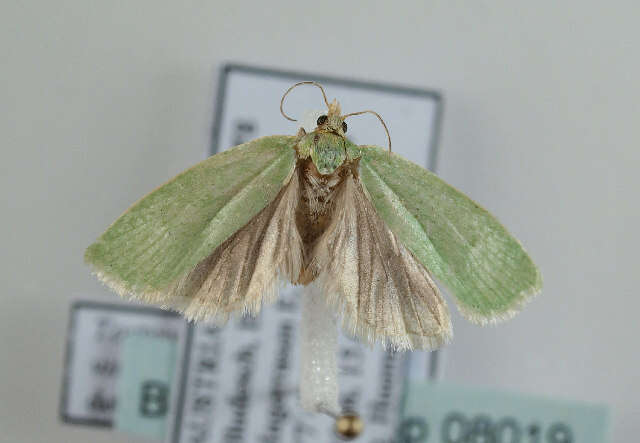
[{"xmin": 400, "ymin": 383, "xmax": 609, "ymax": 443}]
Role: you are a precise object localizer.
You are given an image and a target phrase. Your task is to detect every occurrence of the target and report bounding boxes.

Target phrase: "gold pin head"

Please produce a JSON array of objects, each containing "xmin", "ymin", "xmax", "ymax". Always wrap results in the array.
[{"xmin": 335, "ymin": 413, "xmax": 364, "ymax": 440}]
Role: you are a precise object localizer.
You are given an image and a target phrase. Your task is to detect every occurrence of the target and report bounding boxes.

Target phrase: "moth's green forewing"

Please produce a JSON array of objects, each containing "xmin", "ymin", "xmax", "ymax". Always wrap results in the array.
[
  {"xmin": 85, "ymin": 135, "xmax": 297, "ymax": 295},
  {"xmin": 353, "ymin": 145, "xmax": 542, "ymax": 323}
]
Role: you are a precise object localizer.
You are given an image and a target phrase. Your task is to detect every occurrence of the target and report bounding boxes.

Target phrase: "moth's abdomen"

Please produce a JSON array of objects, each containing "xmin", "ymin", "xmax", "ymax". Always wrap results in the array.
[{"xmin": 294, "ymin": 158, "xmax": 353, "ymax": 284}]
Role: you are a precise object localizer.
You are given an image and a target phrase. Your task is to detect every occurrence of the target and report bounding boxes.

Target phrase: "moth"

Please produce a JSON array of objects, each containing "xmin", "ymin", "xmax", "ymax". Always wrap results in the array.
[{"xmin": 85, "ymin": 81, "xmax": 542, "ymax": 351}]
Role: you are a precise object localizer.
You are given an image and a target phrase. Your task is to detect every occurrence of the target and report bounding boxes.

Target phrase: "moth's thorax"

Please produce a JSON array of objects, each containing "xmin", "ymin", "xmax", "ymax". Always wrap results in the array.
[{"xmin": 296, "ymin": 131, "xmax": 359, "ymax": 175}]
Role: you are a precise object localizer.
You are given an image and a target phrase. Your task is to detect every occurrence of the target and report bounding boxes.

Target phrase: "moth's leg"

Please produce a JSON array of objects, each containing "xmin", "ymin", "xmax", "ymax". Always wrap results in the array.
[{"xmin": 296, "ymin": 127, "xmax": 307, "ymax": 137}]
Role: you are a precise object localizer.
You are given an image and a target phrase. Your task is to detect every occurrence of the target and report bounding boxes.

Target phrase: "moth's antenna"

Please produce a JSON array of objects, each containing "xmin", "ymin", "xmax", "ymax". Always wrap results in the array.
[
  {"xmin": 280, "ymin": 81, "xmax": 330, "ymax": 122},
  {"xmin": 342, "ymin": 110, "xmax": 392, "ymax": 154}
]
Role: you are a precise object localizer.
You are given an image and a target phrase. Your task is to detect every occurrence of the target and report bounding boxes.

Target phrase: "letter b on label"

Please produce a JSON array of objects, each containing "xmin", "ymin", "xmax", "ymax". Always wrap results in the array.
[{"xmin": 139, "ymin": 380, "xmax": 169, "ymax": 417}]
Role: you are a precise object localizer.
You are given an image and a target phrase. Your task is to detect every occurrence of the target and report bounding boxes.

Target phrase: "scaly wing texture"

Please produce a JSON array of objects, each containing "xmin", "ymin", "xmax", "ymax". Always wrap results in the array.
[
  {"xmin": 311, "ymin": 174, "xmax": 452, "ymax": 351},
  {"xmin": 353, "ymin": 145, "xmax": 542, "ymax": 324},
  {"xmin": 166, "ymin": 172, "xmax": 303, "ymax": 322},
  {"xmin": 85, "ymin": 135, "xmax": 298, "ymax": 303}
]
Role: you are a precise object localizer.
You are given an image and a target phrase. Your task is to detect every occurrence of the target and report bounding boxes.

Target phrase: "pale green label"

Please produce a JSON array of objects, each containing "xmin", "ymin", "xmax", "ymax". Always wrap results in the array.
[
  {"xmin": 114, "ymin": 334, "xmax": 177, "ymax": 439},
  {"xmin": 400, "ymin": 383, "xmax": 609, "ymax": 443}
]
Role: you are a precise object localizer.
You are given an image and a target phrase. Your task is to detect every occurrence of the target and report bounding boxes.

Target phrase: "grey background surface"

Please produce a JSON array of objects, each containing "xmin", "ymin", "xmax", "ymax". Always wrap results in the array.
[{"xmin": 1, "ymin": 1, "xmax": 638, "ymax": 442}]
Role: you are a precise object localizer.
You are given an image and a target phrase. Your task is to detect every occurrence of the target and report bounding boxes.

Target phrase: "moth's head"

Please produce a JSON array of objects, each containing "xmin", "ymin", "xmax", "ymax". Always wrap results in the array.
[
  {"xmin": 280, "ymin": 81, "xmax": 392, "ymax": 154},
  {"xmin": 315, "ymin": 99, "xmax": 348, "ymax": 137}
]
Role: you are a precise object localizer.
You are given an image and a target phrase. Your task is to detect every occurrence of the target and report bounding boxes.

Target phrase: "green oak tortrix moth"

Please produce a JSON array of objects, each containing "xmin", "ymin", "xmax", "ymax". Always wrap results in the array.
[{"xmin": 85, "ymin": 81, "xmax": 542, "ymax": 351}]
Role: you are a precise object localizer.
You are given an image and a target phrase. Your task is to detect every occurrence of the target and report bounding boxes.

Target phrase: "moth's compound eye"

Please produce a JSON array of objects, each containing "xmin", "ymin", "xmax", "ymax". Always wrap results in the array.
[
  {"xmin": 342, "ymin": 121, "xmax": 348, "ymax": 133},
  {"xmin": 317, "ymin": 115, "xmax": 328, "ymax": 125}
]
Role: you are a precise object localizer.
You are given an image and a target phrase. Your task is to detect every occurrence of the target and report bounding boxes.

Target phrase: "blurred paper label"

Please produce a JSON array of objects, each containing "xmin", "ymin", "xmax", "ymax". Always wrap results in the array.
[
  {"xmin": 172, "ymin": 288, "xmax": 408, "ymax": 443},
  {"xmin": 114, "ymin": 334, "xmax": 178, "ymax": 438},
  {"xmin": 213, "ymin": 64, "xmax": 442, "ymax": 171},
  {"xmin": 399, "ymin": 383, "xmax": 610, "ymax": 443},
  {"xmin": 60, "ymin": 301, "xmax": 188, "ymax": 427}
]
